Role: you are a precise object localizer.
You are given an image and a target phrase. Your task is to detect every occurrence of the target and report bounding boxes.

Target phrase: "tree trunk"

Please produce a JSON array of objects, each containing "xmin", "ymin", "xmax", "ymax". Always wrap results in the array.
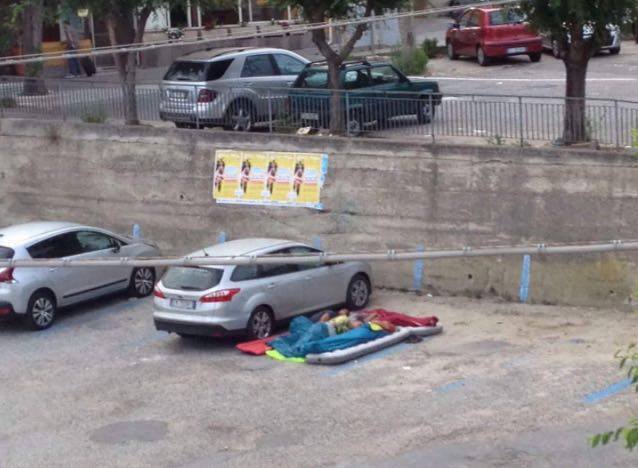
[
  {"xmin": 327, "ymin": 61, "xmax": 343, "ymax": 134},
  {"xmin": 106, "ymin": 7, "xmax": 151, "ymax": 125},
  {"xmin": 21, "ymin": 0, "xmax": 47, "ymax": 96},
  {"xmin": 562, "ymin": 39, "xmax": 590, "ymax": 144}
]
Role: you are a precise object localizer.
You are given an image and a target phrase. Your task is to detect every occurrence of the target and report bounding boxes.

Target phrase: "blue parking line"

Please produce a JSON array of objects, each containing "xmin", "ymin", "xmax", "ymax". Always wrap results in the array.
[
  {"xmin": 583, "ymin": 378, "xmax": 633, "ymax": 404},
  {"xmin": 434, "ymin": 379, "xmax": 466, "ymax": 393},
  {"xmin": 322, "ymin": 343, "xmax": 412, "ymax": 377}
]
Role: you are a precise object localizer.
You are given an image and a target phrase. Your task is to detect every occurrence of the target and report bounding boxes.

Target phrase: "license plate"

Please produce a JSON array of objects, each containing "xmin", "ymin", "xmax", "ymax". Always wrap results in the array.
[
  {"xmin": 168, "ymin": 90, "xmax": 187, "ymax": 99},
  {"xmin": 507, "ymin": 47, "xmax": 527, "ymax": 54},
  {"xmin": 301, "ymin": 112, "xmax": 319, "ymax": 120},
  {"xmin": 170, "ymin": 298, "xmax": 196, "ymax": 310}
]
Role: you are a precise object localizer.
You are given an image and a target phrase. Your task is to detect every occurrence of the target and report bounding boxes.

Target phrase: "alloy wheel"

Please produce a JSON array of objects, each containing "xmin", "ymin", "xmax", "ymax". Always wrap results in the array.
[
  {"xmin": 251, "ymin": 309, "xmax": 272, "ymax": 339},
  {"xmin": 32, "ymin": 297, "xmax": 54, "ymax": 328},
  {"xmin": 134, "ymin": 268, "xmax": 154, "ymax": 296},
  {"xmin": 232, "ymin": 107, "xmax": 253, "ymax": 131},
  {"xmin": 350, "ymin": 279, "xmax": 369, "ymax": 308}
]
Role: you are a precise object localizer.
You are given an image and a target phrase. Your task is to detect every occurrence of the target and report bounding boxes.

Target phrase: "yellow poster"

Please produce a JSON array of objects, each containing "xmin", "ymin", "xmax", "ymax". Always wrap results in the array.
[{"xmin": 213, "ymin": 150, "xmax": 328, "ymax": 209}]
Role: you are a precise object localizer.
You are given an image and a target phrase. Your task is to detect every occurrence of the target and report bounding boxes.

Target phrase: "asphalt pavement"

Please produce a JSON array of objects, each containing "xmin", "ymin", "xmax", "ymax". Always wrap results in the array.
[{"xmin": 1, "ymin": 289, "xmax": 637, "ymax": 467}]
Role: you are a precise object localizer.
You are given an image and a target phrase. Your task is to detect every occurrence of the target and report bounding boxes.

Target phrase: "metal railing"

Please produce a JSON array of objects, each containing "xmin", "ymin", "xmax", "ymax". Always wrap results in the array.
[{"xmin": 1, "ymin": 76, "xmax": 637, "ymax": 147}]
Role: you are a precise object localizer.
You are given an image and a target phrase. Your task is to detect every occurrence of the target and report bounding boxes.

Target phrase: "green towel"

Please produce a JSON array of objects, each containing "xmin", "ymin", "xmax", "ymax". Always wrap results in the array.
[{"xmin": 266, "ymin": 349, "xmax": 306, "ymax": 363}]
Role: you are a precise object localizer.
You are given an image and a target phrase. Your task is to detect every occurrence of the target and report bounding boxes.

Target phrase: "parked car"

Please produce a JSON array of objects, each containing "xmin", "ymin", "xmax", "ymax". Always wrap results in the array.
[
  {"xmin": 541, "ymin": 24, "xmax": 621, "ymax": 58},
  {"xmin": 153, "ymin": 238, "xmax": 372, "ymax": 340},
  {"xmin": 445, "ymin": 7, "xmax": 543, "ymax": 66},
  {"xmin": 159, "ymin": 47, "xmax": 309, "ymax": 131},
  {"xmin": 288, "ymin": 60, "xmax": 442, "ymax": 135},
  {"xmin": 0, "ymin": 222, "xmax": 160, "ymax": 330}
]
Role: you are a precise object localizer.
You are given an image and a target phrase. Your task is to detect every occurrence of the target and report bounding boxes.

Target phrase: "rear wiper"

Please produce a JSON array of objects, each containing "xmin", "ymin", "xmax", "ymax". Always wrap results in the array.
[{"xmin": 178, "ymin": 285, "xmax": 202, "ymax": 291}]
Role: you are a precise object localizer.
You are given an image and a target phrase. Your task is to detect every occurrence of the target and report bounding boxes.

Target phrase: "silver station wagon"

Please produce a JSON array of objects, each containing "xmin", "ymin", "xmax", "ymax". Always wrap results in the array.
[
  {"xmin": 159, "ymin": 47, "xmax": 309, "ymax": 131},
  {"xmin": 0, "ymin": 222, "xmax": 160, "ymax": 330},
  {"xmin": 153, "ymin": 238, "xmax": 373, "ymax": 339}
]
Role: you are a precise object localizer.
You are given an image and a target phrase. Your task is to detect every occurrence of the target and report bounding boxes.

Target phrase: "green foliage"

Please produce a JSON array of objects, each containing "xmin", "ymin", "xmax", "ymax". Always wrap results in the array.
[
  {"xmin": 0, "ymin": 96, "xmax": 17, "ymax": 108},
  {"xmin": 487, "ymin": 134, "xmax": 506, "ymax": 146},
  {"xmin": 391, "ymin": 47, "xmax": 428, "ymax": 76},
  {"xmin": 632, "ymin": 128, "xmax": 638, "ymax": 152},
  {"xmin": 81, "ymin": 105, "xmax": 107, "ymax": 123},
  {"xmin": 421, "ymin": 38, "xmax": 439, "ymax": 59},
  {"xmin": 591, "ymin": 344, "xmax": 638, "ymax": 450}
]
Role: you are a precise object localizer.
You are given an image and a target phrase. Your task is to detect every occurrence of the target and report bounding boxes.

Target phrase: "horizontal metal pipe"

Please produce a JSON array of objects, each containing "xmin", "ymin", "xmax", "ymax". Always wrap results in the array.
[{"xmin": 0, "ymin": 241, "xmax": 637, "ymax": 269}]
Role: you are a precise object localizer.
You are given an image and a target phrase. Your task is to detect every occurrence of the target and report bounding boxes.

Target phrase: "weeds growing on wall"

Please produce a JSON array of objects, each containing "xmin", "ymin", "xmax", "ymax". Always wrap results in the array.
[
  {"xmin": 81, "ymin": 106, "xmax": 107, "ymax": 124},
  {"xmin": 0, "ymin": 96, "xmax": 17, "ymax": 108},
  {"xmin": 421, "ymin": 38, "xmax": 439, "ymax": 59}
]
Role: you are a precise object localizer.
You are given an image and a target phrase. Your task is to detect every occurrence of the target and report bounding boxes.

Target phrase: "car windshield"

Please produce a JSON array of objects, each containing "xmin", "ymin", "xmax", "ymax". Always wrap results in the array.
[
  {"xmin": 297, "ymin": 69, "xmax": 328, "ymax": 88},
  {"xmin": 0, "ymin": 246, "xmax": 14, "ymax": 259},
  {"xmin": 162, "ymin": 267, "xmax": 223, "ymax": 291},
  {"xmin": 164, "ymin": 61, "xmax": 207, "ymax": 81},
  {"xmin": 489, "ymin": 9, "xmax": 525, "ymax": 25}
]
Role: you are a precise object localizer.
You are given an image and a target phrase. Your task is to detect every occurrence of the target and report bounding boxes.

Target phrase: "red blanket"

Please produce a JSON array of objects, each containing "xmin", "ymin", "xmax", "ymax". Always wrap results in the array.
[
  {"xmin": 364, "ymin": 309, "xmax": 438, "ymax": 328},
  {"xmin": 236, "ymin": 334, "xmax": 281, "ymax": 355}
]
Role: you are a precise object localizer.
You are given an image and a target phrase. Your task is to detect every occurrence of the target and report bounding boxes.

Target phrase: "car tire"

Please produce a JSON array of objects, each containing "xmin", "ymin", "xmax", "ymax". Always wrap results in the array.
[
  {"xmin": 346, "ymin": 274, "xmax": 371, "ymax": 310},
  {"xmin": 417, "ymin": 99, "xmax": 436, "ymax": 124},
  {"xmin": 24, "ymin": 290, "xmax": 57, "ymax": 330},
  {"xmin": 529, "ymin": 52, "xmax": 541, "ymax": 63},
  {"xmin": 477, "ymin": 46, "xmax": 489, "ymax": 66},
  {"xmin": 226, "ymin": 100, "xmax": 255, "ymax": 132},
  {"xmin": 247, "ymin": 306, "xmax": 274, "ymax": 340},
  {"xmin": 447, "ymin": 41, "xmax": 459, "ymax": 60},
  {"xmin": 129, "ymin": 267, "xmax": 156, "ymax": 298},
  {"xmin": 175, "ymin": 122, "xmax": 193, "ymax": 129},
  {"xmin": 609, "ymin": 47, "xmax": 620, "ymax": 55},
  {"xmin": 347, "ymin": 112, "xmax": 363, "ymax": 136}
]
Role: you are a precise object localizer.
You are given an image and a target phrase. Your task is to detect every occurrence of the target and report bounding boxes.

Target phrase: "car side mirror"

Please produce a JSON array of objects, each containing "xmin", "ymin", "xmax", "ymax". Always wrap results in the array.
[
  {"xmin": 452, "ymin": 22, "xmax": 460, "ymax": 29},
  {"xmin": 111, "ymin": 243, "xmax": 121, "ymax": 253}
]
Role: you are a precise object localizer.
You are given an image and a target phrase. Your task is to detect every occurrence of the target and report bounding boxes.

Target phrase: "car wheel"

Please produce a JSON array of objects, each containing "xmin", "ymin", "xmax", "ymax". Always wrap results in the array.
[
  {"xmin": 417, "ymin": 99, "xmax": 436, "ymax": 124},
  {"xmin": 551, "ymin": 40, "xmax": 561, "ymax": 59},
  {"xmin": 529, "ymin": 52, "xmax": 541, "ymax": 63},
  {"xmin": 247, "ymin": 306, "xmax": 274, "ymax": 340},
  {"xmin": 609, "ymin": 47, "xmax": 620, "ymax": 55},
  {"xmin": 175, "ymin": 122, "xmax": 193, "ymax": 129},
  {"xmin": 226, "ymin": 101, "xmax": 254, "ymax": 132},
  {"xmin": 129, "ymin": 267, "xmax": 155, "ymax": 298},
  {"xmin": 24, "ymin": 291, "xmax": 56, "ymax": 330},
  {"xmin": 477, "ymin": 46, "xmax": 489, "ymax": 66},
  {"xmin": 447, "ymin": 41, "xmax": 459, "ymax": 60},
  {"xmin": 347, "ymin": 113, "xmax": 362, "ymax": 136},
  {"xmin": 346, "ymin": 274, "xmax": 371, "ymax": 310}
]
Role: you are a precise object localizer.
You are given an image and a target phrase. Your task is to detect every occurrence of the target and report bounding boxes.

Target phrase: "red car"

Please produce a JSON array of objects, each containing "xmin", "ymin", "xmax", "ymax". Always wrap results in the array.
[{"xmin": 445, "ymin": 7, "xmax": 543, "ymax": 66}]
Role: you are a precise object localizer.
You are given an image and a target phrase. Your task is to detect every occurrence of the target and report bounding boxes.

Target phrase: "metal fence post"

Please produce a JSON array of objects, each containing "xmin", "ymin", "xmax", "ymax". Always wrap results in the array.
[
  {"xmin": 58, "ymin": 83, "xmax": 66, "ymax": 121},
  {"xmin": 194, "ymin": 85, "xmax": 199, "ymax": 129},
  {"xmin": 614, "ymin": 99, "xmax": 620, "ymax": 148},
  {"xmin": 518, "ymin": 96, "xmax": 524, "ymax": 147},
  {"xmin": 268, "ymin": 88, "xmax": 273, "ymax": 133},
  {"xmin": 345, "ymin": 91, "xmax": 350, "ymax": 135},
  {"xmin": 429, "ymin": 93, "xmax": 435, "ymax": 144}
]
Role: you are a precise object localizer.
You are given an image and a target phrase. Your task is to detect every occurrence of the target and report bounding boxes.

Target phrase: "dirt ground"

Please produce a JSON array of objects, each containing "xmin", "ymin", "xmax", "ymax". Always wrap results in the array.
[{"xmin": 1, "ymin": 289, "xmax": 637, "ymax": 467}]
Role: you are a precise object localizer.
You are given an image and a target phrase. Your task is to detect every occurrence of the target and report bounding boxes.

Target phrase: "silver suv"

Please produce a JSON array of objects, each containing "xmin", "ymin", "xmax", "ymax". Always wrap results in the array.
[
  {"xmin": 153, "ymin": 238, "xmax": 372, "ymax": 339},
  {"xmin": 159, "ymin": 47, "xmax": 309, "ymax": 131},
  {"xmin": 0, "ymin": 222, "xmax": 160, "ymax": 330}
]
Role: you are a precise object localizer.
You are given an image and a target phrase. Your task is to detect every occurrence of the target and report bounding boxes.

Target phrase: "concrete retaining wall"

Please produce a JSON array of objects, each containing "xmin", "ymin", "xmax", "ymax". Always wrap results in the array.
[{"xmin": 1, "ymin": 118, "xmax": 638, "ymax": 308}]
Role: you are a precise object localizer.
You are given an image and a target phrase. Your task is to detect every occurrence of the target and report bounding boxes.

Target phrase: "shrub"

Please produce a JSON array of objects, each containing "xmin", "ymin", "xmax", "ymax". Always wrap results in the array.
[
  {"xmin": 81, "ymin": 106, "xmax": 107, "ymax": 124},
  {"xmin": 421, "ymin": 38, "xmax": 439, "ymax": 59},
  {"xmin": 0, "ymin": 96, "xmax": 17, "ymax": 108},
  {"xmin": 391, "ymin": 47, "xmax": 428, "ymax": 76}
]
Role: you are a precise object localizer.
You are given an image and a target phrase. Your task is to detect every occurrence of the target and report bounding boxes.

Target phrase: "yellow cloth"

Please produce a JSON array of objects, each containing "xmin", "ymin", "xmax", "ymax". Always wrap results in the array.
[
  {"xmin": 329, "ymin": 315, "xmax": 351, "ymax": 334},
  {"xmin": 369, "ymin": 322, "xmax": 384, "ymax": 332},
  {"xmin": 265, "ymin": 349, "xmax": 306, "ymax": 363}
]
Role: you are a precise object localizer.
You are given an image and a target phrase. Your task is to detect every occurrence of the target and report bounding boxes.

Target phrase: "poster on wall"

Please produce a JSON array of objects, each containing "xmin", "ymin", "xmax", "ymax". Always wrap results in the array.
[{"xmin": 213, "ymin": 150, "xmax": 328, "ymax": 210}]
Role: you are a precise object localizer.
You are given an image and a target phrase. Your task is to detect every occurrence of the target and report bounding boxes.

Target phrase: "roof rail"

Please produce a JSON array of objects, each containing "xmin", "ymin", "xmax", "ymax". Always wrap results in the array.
[{"xmin": 303, "ymin": 59, "xmax": 372, "ymax": 69}]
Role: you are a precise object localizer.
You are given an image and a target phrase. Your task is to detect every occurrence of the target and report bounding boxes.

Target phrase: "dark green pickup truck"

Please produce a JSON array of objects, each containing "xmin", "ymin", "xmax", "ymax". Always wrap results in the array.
[{"xmin": 289, "ymin": 60, "xmax": 442, "ymax": 134}]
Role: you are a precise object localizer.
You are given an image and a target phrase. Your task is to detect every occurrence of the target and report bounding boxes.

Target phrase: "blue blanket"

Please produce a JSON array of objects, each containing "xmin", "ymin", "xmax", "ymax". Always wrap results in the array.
[{"xmin": 269, "ymin": 316, "xmax": 386, "ymax": 358}]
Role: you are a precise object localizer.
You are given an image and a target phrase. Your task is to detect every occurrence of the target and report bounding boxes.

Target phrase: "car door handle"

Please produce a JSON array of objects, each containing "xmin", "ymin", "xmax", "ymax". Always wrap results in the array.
[
  {"xmin": 48, "ymin": 267, "xmax": 58, "ymax": 272},
  {"xmin": 286, "ymin": 81, "xmax": 293, "ymax": 86},
  {"xmin": 304, "ymin": 276, "xmax": 312, "ymax": 280},
  {"xmin": 243, "ymin": 82, "xmax": 254, "ymax": 87},
  {"xmin": 266, "ymin": 283, "xmax": 277, "ymax": 289}
]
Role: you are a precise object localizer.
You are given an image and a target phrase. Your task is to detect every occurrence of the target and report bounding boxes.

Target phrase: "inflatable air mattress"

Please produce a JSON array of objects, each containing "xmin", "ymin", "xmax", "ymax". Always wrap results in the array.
[{"xmin": 305, "ymin": 325, "xmax": 443, "ymax": 365}]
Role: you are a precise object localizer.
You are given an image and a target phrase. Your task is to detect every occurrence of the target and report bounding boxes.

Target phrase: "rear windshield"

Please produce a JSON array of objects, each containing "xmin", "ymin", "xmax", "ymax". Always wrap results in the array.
[
  {"xmin": 162, "ymin": 267, "xmax": 223, "ymax": 291},
  {"xmin": 489, "ymin": 9, "xmax": 525, "ymax": 25},
  {"xmin": 296, "ymin": 69, "xmax": 328, "ymax": 88},
  {"xmin": 0, "ymin": 246, "xmax": 14, "ymax": 259},
  {"xmin": 164, "ymin": 59, "xmax": 233, "ymax": 82}
]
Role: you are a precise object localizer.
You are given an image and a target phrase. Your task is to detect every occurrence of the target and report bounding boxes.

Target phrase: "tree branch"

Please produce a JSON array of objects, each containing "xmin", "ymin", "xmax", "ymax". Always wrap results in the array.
[{"xmin": 339, "ymin": 2, "xmax": 372, "ymax": 59}]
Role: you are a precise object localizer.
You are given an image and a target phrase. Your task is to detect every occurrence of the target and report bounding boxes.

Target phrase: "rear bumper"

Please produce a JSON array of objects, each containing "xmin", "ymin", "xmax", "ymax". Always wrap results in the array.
[
  {"xmin": 0, "ymin": 301, "xmax": 15, "ymax": 317},
  {"xmin": 159, "ymin": 102, "xmax": 226, "ymax": 123},
  {"xmin": 484, "ymin": 39, "xmax": 543, "ymax": 57},
  {"xmin": 154, "ymin": 317, "xmax": 244, "ymax": 337}
]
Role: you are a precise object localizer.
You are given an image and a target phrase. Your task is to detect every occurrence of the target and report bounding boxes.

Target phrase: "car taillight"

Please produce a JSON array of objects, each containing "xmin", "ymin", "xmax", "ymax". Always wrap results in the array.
[
  {"xmin": 197, "ymin": 89, "xmax": 217, "ymax": 103},
  {"xmin": 200, "ymin": 288, "xmax": 240, "ymax": 303},
  {"xmin": 153, "ymin": 287, "xmax": 166, "ymax": 299},
  {"xmin": 0, "ymin": 267, "xmax": 14, "ymax": 283}
]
